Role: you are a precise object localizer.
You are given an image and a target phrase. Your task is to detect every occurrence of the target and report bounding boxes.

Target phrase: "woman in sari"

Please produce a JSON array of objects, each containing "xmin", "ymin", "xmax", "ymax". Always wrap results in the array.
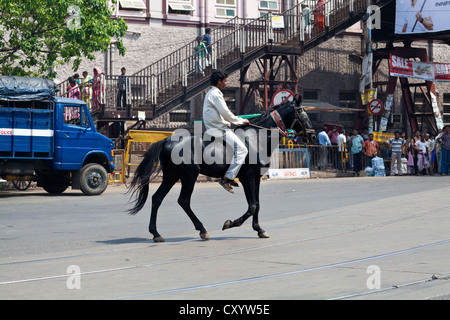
[
  {"xmin": 92, "ymin": 67, "xmax": 104, "ymax": 111},
  {"xmin": 314, "ymin": 0, "xmax": 325, "ymax": 32},
  {"xmin": 67, "ymin": 77, "xmax": 81, "ymax": 100},
  {"xmin": 81, "ymin": 71, "xmax": 93, "ymax": 111}
]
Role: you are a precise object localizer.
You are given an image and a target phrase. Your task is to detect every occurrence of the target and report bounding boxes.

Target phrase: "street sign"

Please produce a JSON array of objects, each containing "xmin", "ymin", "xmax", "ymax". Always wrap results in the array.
[
  {"xmin": 368, "ymin": 99, "xmax": 383, "ymax": 115},
  {"xmin": 271, "ymin": 89, "xmax": 294, "ymax": 107}
]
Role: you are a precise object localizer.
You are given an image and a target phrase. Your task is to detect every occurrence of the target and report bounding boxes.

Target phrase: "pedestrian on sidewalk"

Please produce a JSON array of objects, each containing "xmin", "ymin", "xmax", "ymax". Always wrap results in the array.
[
  {"xmin": 415, "ymin": 134, "xmax": 430, "ymax": 175},
  {"xmin": 363, "ymin": 133, "xmax": 379, "ymax": 168},
  {"xmin": 387, "ymin": 131, "xmax": 405, "ymax": 176},
  {"xmin": 350, "ymin": 129, "xmax": 364, "ymax": 176},
  {"xmin": 318, "ymin": 127, "xmax": 331, "ymax": 170},
  {"xmin": 336, "ymin": 129, "xmax": 347, "ymax": 170},
  {"xmin": 436, "ymin": 125, "xmax": 450, "ymax": 175}
]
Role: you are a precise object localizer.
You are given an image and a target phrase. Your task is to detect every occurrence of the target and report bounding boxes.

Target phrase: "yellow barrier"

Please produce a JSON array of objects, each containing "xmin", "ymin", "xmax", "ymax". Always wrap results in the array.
[
  {"xmin": 109, "ymin": 149, "xmax": 125, "ymax": 183},
  {"xmin": 124, "ymin": 130, "xmax": 173, "ymax": 178}
]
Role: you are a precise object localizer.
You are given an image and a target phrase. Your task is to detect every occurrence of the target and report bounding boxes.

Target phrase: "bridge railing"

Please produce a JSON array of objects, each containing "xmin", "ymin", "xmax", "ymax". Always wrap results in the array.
[{"xmin": 57, "ymin": 0, "xmax": 370, "ymax": 119}]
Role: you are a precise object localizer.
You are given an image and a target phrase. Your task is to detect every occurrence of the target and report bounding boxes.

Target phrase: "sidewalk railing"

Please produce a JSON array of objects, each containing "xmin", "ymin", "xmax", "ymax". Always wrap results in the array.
[{"xmin": 281, "ymin": 142, "xmax": 394, "ymax": 173}]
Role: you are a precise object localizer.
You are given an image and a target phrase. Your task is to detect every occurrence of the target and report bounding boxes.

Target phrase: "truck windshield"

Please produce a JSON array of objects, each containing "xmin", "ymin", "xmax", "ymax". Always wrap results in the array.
[{"xmin": 63, "ymin": 105, "xmax": 90, "ymax": 128}]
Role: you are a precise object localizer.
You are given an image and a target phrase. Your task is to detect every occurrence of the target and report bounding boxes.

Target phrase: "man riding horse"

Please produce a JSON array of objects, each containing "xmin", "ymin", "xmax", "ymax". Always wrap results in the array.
[
  {"xmin": 203, "ymin": 70, "xmax": 249, "ymax": 194},
  {"xmin": 128, "ymin": 69, "xmax": 316, "ymax": 242}
]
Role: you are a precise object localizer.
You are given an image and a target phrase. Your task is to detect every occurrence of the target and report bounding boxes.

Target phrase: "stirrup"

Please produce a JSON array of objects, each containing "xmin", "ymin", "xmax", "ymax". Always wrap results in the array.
[{"xmin": 218, "ymin": 178, "xmax": 234, "ymax": 194}]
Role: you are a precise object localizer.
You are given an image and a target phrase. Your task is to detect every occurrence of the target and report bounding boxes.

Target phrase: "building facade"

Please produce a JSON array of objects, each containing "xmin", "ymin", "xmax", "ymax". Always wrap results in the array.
[{"xmin": 54, "ymin": 0, "xmax": 450, "ymax": 136}]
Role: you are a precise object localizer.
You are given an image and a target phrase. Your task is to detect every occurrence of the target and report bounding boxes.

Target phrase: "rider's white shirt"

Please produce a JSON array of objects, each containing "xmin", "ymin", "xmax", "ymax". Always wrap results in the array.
[{"xmin": 203, "ymin": 86, "xmax": 246, "ymax": 132}]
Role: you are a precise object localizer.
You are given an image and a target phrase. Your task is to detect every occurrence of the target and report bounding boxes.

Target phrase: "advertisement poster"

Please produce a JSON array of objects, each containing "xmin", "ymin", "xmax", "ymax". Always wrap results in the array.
[
  {"xmin": 395, "ymin": 0, "xmax": 450, "ymax": 34},
  {"xmin": 389, "ymin": 54, "xmax": 450, "ymax": 82}
]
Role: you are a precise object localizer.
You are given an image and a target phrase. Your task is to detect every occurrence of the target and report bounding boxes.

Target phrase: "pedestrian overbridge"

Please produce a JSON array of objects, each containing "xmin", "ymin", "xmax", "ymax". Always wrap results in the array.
[{"xmin": 57, "ymin": 0, "xmax": 389, "ymax": 124}]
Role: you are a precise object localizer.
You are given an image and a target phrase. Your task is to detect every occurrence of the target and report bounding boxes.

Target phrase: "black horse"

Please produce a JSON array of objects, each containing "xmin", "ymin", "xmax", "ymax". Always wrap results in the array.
[{"xmin": 128, "ymin": 95, "xmax": 316, "ymax": 242}]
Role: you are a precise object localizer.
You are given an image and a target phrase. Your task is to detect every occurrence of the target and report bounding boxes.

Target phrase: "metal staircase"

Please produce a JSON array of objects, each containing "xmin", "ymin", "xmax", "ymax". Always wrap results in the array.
[{"xmin": 58, "ymin": 0, "xmax": 380, "ymax": 122}]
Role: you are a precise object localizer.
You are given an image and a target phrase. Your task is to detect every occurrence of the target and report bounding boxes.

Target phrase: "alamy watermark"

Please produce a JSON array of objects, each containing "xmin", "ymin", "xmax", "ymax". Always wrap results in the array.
[
  {"xmin": 66, "ymin": 265, "xmax": 81, "ymax": 290},
  {"xmin": 66, "ymin": 5, "xmax": 81, "ymax": 30},
  {"xmin": 366, "ymin": 5, "xmax": 381, "ymax": 30},
  {"xmin": 169, "ymin": 122, "xmax": 280, "ymax": 166},
  {"xmin": 366, "ymin": 265, "xmax": 381, "ymax": 290}
]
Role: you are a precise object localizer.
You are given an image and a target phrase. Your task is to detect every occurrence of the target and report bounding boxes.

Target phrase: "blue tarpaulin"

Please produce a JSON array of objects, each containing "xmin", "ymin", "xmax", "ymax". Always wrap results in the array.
[{"xmin": 0, "ymin": 76, "xmax": 58, "ymax": 101}]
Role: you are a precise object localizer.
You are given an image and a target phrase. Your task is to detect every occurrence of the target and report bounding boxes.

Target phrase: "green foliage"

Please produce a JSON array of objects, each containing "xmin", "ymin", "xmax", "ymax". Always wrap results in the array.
[{"xmin": 0, "ymin": 0, "xmax": 128, "ymax": 78}]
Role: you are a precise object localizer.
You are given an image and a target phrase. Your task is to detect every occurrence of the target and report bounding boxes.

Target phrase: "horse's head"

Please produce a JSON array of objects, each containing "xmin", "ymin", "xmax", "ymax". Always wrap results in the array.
[{"xmin": 289, "ymin": 95, "xmax": 316, "ymax": 144}]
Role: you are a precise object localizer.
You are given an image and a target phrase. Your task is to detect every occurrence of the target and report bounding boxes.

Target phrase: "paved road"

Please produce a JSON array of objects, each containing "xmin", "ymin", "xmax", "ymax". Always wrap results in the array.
[{"xmin": 1, "ymin": 175, "xmax": 449, "ymax": 301}]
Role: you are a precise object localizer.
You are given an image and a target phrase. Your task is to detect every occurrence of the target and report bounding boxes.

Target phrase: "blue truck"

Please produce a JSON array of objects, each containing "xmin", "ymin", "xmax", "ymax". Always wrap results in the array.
[{"xmin": 0, "ymin": 76, "xmax": 115, "ymax": 195}]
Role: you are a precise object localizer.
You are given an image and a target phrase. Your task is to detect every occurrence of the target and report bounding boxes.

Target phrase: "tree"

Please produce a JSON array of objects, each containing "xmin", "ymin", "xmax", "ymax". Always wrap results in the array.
[{"xmin": 0, "ymin": 0, "xmax": 127, "ymax": 78}]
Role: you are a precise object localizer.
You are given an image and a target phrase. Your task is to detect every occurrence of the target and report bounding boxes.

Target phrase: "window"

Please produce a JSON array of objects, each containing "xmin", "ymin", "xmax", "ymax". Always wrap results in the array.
[
  {"xmin": 259, "ymin": 0, "xmax": 279, "ymax": 10},
  {"xmin": 339, "ymin": 113, "xmax": 356, "ymax": 123},
  {"xmin": 215, "ymin": 0, "xmax": 236, "ymax": 18},
  {"xmin": 339, "ymin": 91, "xmax": 357, "ymax": 108},
  {"xmin": 216, "ymin": 7, "xmax": 236, "ymax": 18},
  {"xmin": 216, "ymin": 0, "xmax": 236, "ymax": 5},
  {"xmin": 119, "ymin": 0, "xmax": 146, "ymax": 10},
  {"xmin": 443, "ymin": 93, "xmax": 450, "ymax": 125},
  {"xmin": 112, "ymin": 0, "xmax": 149, "ymax": 20},
  {"xmin": 413, "ymin": 92, "xmax": 428, "ymax": 113},
  {"xmin": 63, "ymin": 106, "xmax": 90, "ymax": 128},
  {"xmin": 168, "ymin": 1, "xmax": 195, "ymax": 15},
  {"xmin": 303, "ymin": 90, "xmax": 319, "ymax": 101},
  {"xmin": 170, "ymin": 112, "xmax": 191, "ymax": 122}
]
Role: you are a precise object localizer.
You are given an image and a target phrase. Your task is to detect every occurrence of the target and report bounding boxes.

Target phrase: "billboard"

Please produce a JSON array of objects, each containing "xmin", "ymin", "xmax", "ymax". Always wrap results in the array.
[
  {"xmin": 395, "ymin": 0, "xmax": 450, "ymax": 34},
  {"xmin": 390, "ymin": 54, "xmax": 450, "ymax": 82}
]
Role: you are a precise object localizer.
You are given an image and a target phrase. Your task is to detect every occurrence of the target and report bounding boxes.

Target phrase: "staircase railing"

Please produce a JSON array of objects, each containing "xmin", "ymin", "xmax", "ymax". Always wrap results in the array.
[
  {"xmin": 55, "ymin": 16, "xmax": 250, "ymax": 97},
  {"xmin": 142, "ymin": 0, "xmax": 370, "ymax": 118},
  {"xmin": 57, "ymin": 0, "xmax": 373, "ymax": 120}
]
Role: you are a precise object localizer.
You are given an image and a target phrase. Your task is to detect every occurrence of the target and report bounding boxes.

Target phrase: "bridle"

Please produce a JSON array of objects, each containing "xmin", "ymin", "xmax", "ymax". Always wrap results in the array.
[{"xmin": 269, "ymin": 102, "xmax": 314, "ymax": 140}]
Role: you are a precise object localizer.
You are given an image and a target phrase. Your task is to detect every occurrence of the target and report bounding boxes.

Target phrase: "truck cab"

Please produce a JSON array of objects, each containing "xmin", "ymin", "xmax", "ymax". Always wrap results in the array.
[{"xmin": 0, "ymin": 76, "xmax": 114, "ymax": 196}]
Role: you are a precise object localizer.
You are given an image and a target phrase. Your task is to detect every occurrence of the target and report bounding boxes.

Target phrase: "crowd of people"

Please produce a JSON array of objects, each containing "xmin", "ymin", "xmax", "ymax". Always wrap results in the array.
[
  {"xmin": 66, "ymin": 67, "xmax": 105, "ymax": 111},
  {"xmin": 317, "ymin": 125, "xmax": 450, "ymax": 177}
]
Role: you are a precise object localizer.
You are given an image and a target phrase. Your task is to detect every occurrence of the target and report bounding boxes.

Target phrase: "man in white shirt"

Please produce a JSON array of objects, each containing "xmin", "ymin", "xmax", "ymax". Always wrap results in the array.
[
  {"xmin": 203, "ymin": 70, "xmax": 249, "ymax": 194},
  {"xmin": 336, "ymin": 129, "xmax": 347, "ymax": 170},
  {"xmin": 415, "ymin": 134, "xmax": 430, "ymax": 174}
]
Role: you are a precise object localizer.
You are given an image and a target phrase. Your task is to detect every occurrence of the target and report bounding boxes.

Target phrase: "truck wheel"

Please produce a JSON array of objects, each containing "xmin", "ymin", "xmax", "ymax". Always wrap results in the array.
[
  {"xmin": 80, "ymin": 163, "xmax": 108, "ymax": 196},
  {"xmin": 42, "ymin": 176, "xmax": 69, "ymax": 194}
]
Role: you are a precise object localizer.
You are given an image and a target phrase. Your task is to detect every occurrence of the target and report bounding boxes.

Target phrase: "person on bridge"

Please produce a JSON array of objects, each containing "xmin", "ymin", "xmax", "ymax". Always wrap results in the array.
[
  {"xmin": 314, "ymin": 0, "xmax": 325, "ymax": 32},
  {"xmin": 202, "ymin": 28, "xmax": 212, "ymax": 67},
  {"xmin": 203, "ymin": 70, "xmax": 249, "ymax": 194}
]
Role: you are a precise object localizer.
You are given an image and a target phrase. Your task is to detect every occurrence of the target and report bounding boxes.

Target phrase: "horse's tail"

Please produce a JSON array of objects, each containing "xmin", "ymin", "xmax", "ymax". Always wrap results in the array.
[{"xmin": 127, "ymin": 138, "xmax": 167, "ymax": 215}]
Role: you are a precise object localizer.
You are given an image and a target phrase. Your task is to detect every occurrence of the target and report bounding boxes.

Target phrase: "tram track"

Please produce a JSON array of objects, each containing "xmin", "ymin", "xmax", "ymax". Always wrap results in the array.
[
  {"xmin": 107, "ymin": 239, "xmax": 450, "ymax": 300},
  {"xmin": 1, "ymin": 202, "xmax": 449, "ymax": 291},
  {"xmin": 327, "ymin": 273, "xmax": 450, "ymax": 300},
  {"xmin": 1, "ymin": 187, "xmax": 448, "ymax": 268}
]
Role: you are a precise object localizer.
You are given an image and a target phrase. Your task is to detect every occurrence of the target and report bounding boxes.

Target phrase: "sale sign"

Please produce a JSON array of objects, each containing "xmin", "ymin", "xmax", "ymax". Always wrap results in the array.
[
  {"xmin": 434, "ymin": 63, "xmax": 450, "ymax": 81},
  {"xmin": 389, "ymin": 54, "xmax": 450, "ymax": 82}
]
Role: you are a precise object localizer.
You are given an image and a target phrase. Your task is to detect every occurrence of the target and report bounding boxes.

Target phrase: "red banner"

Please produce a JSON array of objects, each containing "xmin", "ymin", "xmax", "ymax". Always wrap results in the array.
[
  {"xmin": 389, "ymin": 54, "xmax": 450, "ymax": 82},
  {"xmin": 434, "ymin": 63, "xmax": 450, "ymax": 81}
]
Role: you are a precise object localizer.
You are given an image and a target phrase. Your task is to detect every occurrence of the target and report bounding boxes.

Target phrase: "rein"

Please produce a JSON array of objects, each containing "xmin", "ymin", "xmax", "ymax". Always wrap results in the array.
[{"xmin": 245, "ymin": 102, "xmax": 312, "ymax": 140}]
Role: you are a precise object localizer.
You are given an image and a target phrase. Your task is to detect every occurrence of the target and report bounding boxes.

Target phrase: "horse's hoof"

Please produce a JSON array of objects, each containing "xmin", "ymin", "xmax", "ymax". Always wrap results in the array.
[
  {"xmin": 258, "ymin": 232, "xmax": 270, "ymax": 239},
  {"xmin": 200, "ymin": 232, "xmax": 210, "ymax": 240},
  {"xmin": 222, "ymin": 220, "xmax": 232, "ymax": 230},
  {"xmin": 153, "ymin": 236, "xmax": 165, "ymax": 243}
]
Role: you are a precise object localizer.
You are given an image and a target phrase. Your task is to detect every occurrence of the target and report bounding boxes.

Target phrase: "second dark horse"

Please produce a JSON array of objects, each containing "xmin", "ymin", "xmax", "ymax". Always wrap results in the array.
[{"xmin": 128, "ymin": 95, "xmax": 316, "ymax": 242}]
